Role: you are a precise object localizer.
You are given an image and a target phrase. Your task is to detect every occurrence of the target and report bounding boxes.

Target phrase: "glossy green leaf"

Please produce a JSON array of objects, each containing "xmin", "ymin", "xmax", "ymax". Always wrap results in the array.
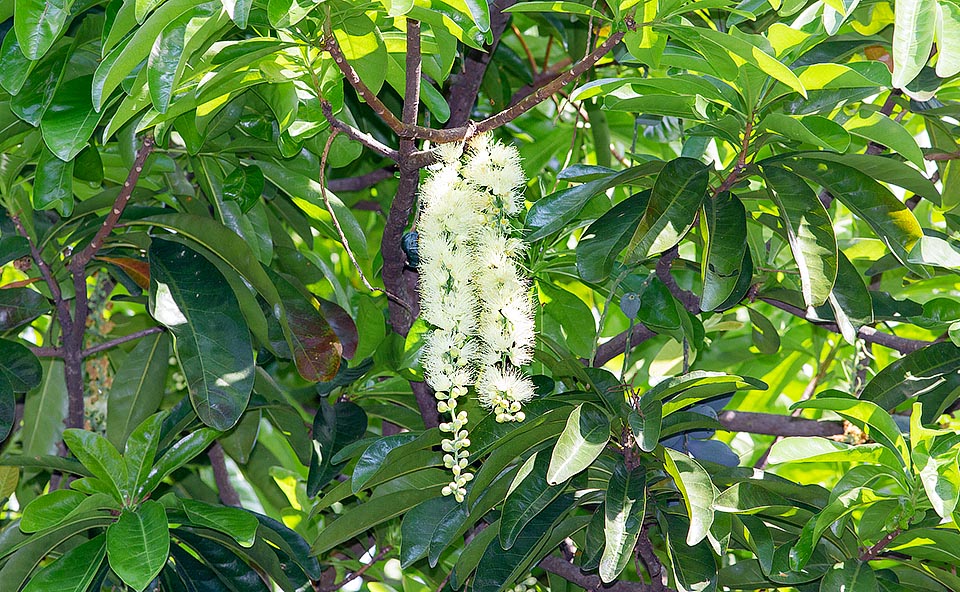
[
  {"xmin": 224, "ymin": 164, "xmax": 265, "ymax": 214},
  {"xmin": 503, "ymin": 1, "xmax": 610, "ymax": 19},
  {"xmin": 793, "ymin": 152, "xmax": 939, "ymax": 202},
  {"xmin": 628, "ymin": 398, "xmax": 662, "ymax": 452},
  {"xmin": 625, "ymin": 157, "xmax": 710, "ymax": 263},
  {"xmin": 860, "ymin": 342, "xmax": 960, "ymax": 422},
  {"xmin": 576, "ymin": 191, "xmax": 650, "ymax": 283},
  {"xmin": 937, "ymin": 0, "xmax": 960, "ymax": 77},
  {"xmin": 827, "ymin": 252, "xmax": 874, "ymax": 344},
  {"xmin": 526, "ymin": 162, "xmax": 664, "ymax": 241},
  {"xmin": 907, "ymin": 235, "xmax": 960, "ymax": 269},
  {"xmin": 14, "ymin": 0, "xmax": 69, "ymax": 60},
  {"xmin": 141, "ymin": 428, "xmax": 221, "ymax": 495},
  {"xmin": 107, "ymin": 332, "xmax": 171, "ymax": 450},
  {"xmin": 307, "ymin": 399, "xmax": 368, "ymax": 496},
  {"xmin": 546, "ymin": 404, "xmax": 610, "ymax": 485},
  {"xmin": 21, "ymin": 359, "xmax": 67, "ymax": 457},
  {"xmin": 149, "ymin": 239, "xmax": 254, "ymax": 430},
  {"xmin": 107, "ymin": 500, "xmax": 170, "ymax": 591},
  {"xmin": 664, "ymin": 448, "xmax": 716, "ymax": 546},
  {"xmin": 795, "ymin": 396, "xmax": 909, "ymax": 466},
  {"xmin": 790, "ymin": 487, "xmax": 884, "ymax": 571},
  {"xmin": 747, "ymin": 307, "xmax": 781, "ymax": 355},
  {"xmin": 701, "ymin": 192, "xmax": 747, "ymax": 311},
  {"xmin": 400, "ymin": 494, "xmax": 468, "ymax": 568},
  {"xmin": 267, "ymin": 0, "xmax": 319, "ymax": 27},
  {"xmin": 351, "ymin": 433, "xmax": 419, "ymax": 493},
  {"xmin": 0, "ymin": 236, "xmax": 30, "ymax": 268},
  {"xmin": 768, "ymin": 437, "xmax": 902, "ymax": 469},
  {"xmin": 0, "ymin": 32, "xmax": 36, "ymax": 95},
  {"xmin": 32, "ymin": 146, "xmax": 73, "ymax": 214},
  {"xmin": 0, "ymin": 287, "xmax": 49, "ymax": 331},
  {"xmin": 538, "ymin": 282, "xmax": 597, "ymax": 358},
  {"xmin": 22, "ymin": 533, "xmax": 106, "ymax": 592},
  {"xmin": 502, "ymin": 451, "xmax": 569, "ymax": 549},
  {"xmin": 892, "ymin": 0, "xmax": 936, "ymax": 87},
  {"xmin": 844, "ymin": 110, "xmax": 924, "ymax": 168},
  {"xmin": 600, "ymin": 460, "xmax": 646, "ymax": 583},
  {"xmin": 40, "ymin": 76, "xmax": 104, "ymax": 161},
  {"xmin": 761, "ymin": 165, "xmax": 837, "ymax": 308},
  {"xmin": 148, "ymin": 8, "xmax": 207, "ymax": 113},
  {"xmin": 782, "ymin": 159, "xmax": 923, "ymax": 264},
  {"xmin": 664, "ymin": 517, "xmax": 718, "ymax": 592},
  {"xmin": 179, "ymin": 499, "xmax": 258, "ymax": 547},
  {"xmin": 760, "ymin": 113, "xmax": 850, "ymax": 152},
  {"xmin": 123, "ymin": 412, "xmax": 166, "ymax": 499},
  {"xmin": 20, "ymin": 489, "xmax": 86, "ymax": 533},
  {"xmin": 63, "ymin": 428, "xmax": 129, "ymax": 503}
]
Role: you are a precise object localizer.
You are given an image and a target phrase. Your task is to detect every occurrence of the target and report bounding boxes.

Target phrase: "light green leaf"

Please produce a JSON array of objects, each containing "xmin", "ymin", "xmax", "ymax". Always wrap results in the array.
[
  {"xmin": 20, "ymin": 489, "xmax": 87, "ymax": 533},
  {"xmin": 13, "ymin": 0, "xmax": 69, "ymax": 60},
  {"xmin": 546, "ymin": 404, "xmax": 610, "ymax": 484},
  {"xmin": 844, "ymin": 110, "xmax": 925, "ymax": 168},
  {"xmin": 760, "ymin": 113, "xmax": 850, "ymax": 152},
  {"xmin": 600, "ymin": 459, "xmax": 646, "ymax": 583},
  {"xmin": 664, "ymin": 448, "xmax": 716, "ymax": 546},
  {"xmin": 503, "ymin": 1, "xmax": 610, "ymax": 19},
  {"xmin": 107, "ymin": 332, "xmax": 171, "ymax": 450},
  {"xmin": 892, "ymin": 0, "xmax": 936, "ymax": 87},
  {"xmin": 936, "ymin": 0, "xmax": 960, "ymax": 77},
  {"xmin": 107, "ymin": 501, "xmax": 170, "ymax": 591}
]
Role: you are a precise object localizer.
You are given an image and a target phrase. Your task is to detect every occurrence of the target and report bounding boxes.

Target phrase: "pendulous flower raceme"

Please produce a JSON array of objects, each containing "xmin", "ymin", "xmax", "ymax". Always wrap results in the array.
[{"xmin": 418, "ymin": 134, "xmax": 536, "ymax": 502}]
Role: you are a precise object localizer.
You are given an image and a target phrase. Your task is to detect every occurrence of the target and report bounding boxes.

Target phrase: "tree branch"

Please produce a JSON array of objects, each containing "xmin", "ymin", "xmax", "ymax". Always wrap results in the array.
[
  {"xmin": 587, "ymin": 324, "xmax": 657, "ymax": 368},
  {"xmin": 759, "ymin": 297, "xmax": 931, "ymax": 354},
  {"xmin": 208, "ymin": 441, "xmax": 242, "ymax": 507},
  {"xmin": 320, "ymin": 100, "xmax": 398, "ymax": 160},
  {"xmin": 69, "ymin": 136, "xmax": 155, "ymax": 273},
  {"xmin": 717, "ymin": 410, "xmax": 843, "ymax": 437},
  {"xmin": 328, "ymin": 167, "xmax": 396, "ymax": 193},
  {"xmin": 80, "ymin": 326, "xmax": 165, "ymax": 358},
  {"xmin": 655, "ymin": 247, "xmax": 699, "ymax": 314},
  {"xmin": 539, "ymin": 555, "xmax": 668, "ymax": 592},
  {"xmin": 320, "ymin": 546, "xmax": 393, "ymax": 592},
  {"xmin": 859, "ymin": 528, "xmax": 900, "ymax": 561}
]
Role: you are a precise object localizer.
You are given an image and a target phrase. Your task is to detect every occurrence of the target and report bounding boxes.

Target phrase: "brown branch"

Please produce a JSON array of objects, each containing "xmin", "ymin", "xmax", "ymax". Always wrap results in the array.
[
  {"xmin": 320, "ymin": 546, "xmax": 393, "ymax": 592},
  {"xmin": 69, "ymin": 136, "xmax": 155, "ymax": 273},
  {"xmin": 28, "ymin": 345, "xmax": 63, "ymax": 358},
  {"xmin": 447, "ymin": 0, "xmax": 518, "ymax": 127},
  {"xmin": 10, "ymin": 213, "xmax": 64, "ymax": 306},
  {"xmin": 80, "ymin": 326, "xmax": 165, "ymax": 358},
  {"xmin": 327, "ymin": 167, "xmax": 396, "ymax": 192},
  {"xmin": 655, "ymin": 247, "xmax": 700, "ymax": 314},
  {"xmin": 539, "ymin": 555, "xmax": 666, "ymax": 592},
  {"xmin": 402, "ymin": 19, "xmax": 422, "ymax": 127},
  {"xmin": 717, "ymin": 410, "xmax": 843, "ymax": 437},
  {"xmin": 760, "ymin": 297, "xmax": 930, "ymax": 354},
  {"xmin": 587, "ymin": 323, "xmax": 657, "ymax": 367},
  {"xmin": 715, "ymin": 116, "xmax": 753, "ymax": 196},
  {"xmin": 208, "ymin": 441, "xmax": 242, "ymax": 507},
  {"xmin": 637, "ymin": 525, "xmax": 667, "ymax": 591},
  {"xmin": 320, "ymin": 100, "xmax": 398, "ymax": 160},
  {"xmin": 860, "ymin": 528, "xmax": 900, "ymax": 561},
  {"xmin": 508, "ymin": 58, "xmax": 573, "ymax": 108},
  {"xmin": 924, "ymin": 151, "xmax": 960, "ymax": 161}
]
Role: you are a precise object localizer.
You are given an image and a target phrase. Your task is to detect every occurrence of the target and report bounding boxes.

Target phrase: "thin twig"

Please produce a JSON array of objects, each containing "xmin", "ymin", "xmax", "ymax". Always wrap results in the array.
[
  {"xmin": 208, "ymin": 442, "xmax": 242, "ymax": 507},
  {"xmin": 714, "ymin": 116, "xmax": 753, "ymax": 196},
  {"xmin": 328, "ymin": 167, "xmax": 396, "ymax": 192},
  {"xmin": 320, "ymin": 546, "xmax": 394, "ymax": 592},
  {"xmin": 69, "ymin": 136, "xmax": 155, "ymax": 273},
  {"xmin": 320, "ymin": 131, "xmax": 409, "ymax": 311},
  {"xmin": 320, "ymin": 100, "xmax": 398, "ymax": 160},
  {"xmin": 80, "ymin": 326, "xmax": 165, "ymax": 358},
  {"xmin": 859, "ymin": 528, "xmax": 900, "ymax": 561},
  {"xmin": 10, "ymin": 213, "xmax": 64, "ymax": 305}
]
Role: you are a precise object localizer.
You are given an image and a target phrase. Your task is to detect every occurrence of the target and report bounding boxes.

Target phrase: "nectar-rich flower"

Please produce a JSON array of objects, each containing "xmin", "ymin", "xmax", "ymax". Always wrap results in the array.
[{"xmin": 418, "ymin": 133, "xmax": 535, "ymax": 502}]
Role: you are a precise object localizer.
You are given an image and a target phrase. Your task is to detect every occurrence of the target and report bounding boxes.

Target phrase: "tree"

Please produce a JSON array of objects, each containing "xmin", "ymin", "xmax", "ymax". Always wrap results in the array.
[{"xmin": 0, "ymin": 0, "xmax": 959, "ymax": 590}]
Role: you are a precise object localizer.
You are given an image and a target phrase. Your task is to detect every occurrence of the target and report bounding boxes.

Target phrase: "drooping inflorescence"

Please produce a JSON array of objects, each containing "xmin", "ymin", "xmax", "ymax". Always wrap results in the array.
[{"xmin": 418, "ymin": 134, "xmax": 536, "ymax": 502}]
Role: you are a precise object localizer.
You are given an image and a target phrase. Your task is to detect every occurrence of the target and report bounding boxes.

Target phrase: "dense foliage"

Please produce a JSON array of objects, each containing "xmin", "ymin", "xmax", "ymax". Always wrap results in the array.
[{"xmin": 1, "ymin": 0, "xmax": 960, "ymax": 590}]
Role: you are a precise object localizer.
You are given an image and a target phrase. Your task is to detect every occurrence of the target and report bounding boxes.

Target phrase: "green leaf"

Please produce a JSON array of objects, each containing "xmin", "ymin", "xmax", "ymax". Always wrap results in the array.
[
  {"xmin": 664, "ymin": 448, "xmax": 716, "ymax": 546},
  {"xmin": 107, "ymin": 500, "xmax": 170, "ymax": 591},
  {"xmin": 224, "ymin": 165, "xmax": 265, "ymax": 214},
  {"xmin": 664, "ymin": 517, "xmax": 718, "ymax": 592},
  {"xmin": 792, "ymin": 152, "xmax": 939, "ymax": 202},
  {"xmin": 0, "ymin": 287, "xmax": 50, "ymax": 331},
  {"xmin": 21, "ymin": 360, "xmax": 67, "ymax": 457},
  {"xmin": 781, "ymin": 159, "xmax": 923, "ymax": 264},
  {"xmin": 794, "ymin": 396, "xmax": 909, "ymax": 466},
  {"xmin": 747, "ymin": 307, "xmax": 781, "ymax": 355},
  {"xmin": 149, "ymin": 239, "xmax": 254, "ymax": 430},
  {"xmin": 502, "ymin": 451, "xmax": 569, "ymax": 549},
  {"xmin": 22, "ymin": 533, "xmax": 106, "ymax": 592},
  {"xmin": 600, "ymin": 460, "xmax": 646, "ymax": 583},
  {"xmin": 308, "ymin": 400, "xmax": 368, "ymax": 496},
  {"xmin": 892, "ymin": 0, "xmax": 936, "ymax": 87},
  {"xmin": 63, "ymin": 429, "xmax": 129, "ymax": 503},
  {"xmin": 0, "ymin": 386, "xmax": 12, "ymax": 442},
  {"xmin": 400, "ymin": 494, "xmax": 467, "ymax": 567},
  {"xmin": 628, "ymin": 399, "xmax": 662, "ymax": 453},
  {"xmin": 701, "ymin": 192, "xmax": 747, "ymax": 311},
  {"xmin": 860, "ymin": 342, "xmax": 960, "ymax": 422},
  {"xmin": 546, "ymin": 404, "xmax": 610, "ymax": 485},
  {"xmin": 40, "ymin": 76, "xmax": 104, "ymax": 161},
  {"xmin": 267, "ymin": 0, "xmax": 320, "ymax": 27},
  {"xmin": 937, "ymin": 0, "xmax": 960, "ymax": 77},
  {"xmin": 625, "ymin": 157, "xmax": 709, "ymax": 263},
  {"xmin": 538, "ymin": 282, "xmax": 597, "ymax": 358},
  {"xmin": 0, "ymin": 31, "xmax": 36, "ymax": 95},
  {"xmin": 0, "ymin": 236, "xmax": 30, "ymax": 268},
  {"xmin": 526, "ymin": 162, "xmax": 664, "ymax": 241},
  {"xmin": 827, "ymin": 252, "xmax": 874, "ymax": 344},
  {"xmin": 20, "ymin": 489, "xmax": 87, "ymax": 533},
  {"xmin": 767, "ymin": 437, "xmax": 902, "ymax": 470},
  {"xmin": 311, "ymin": 487, "xmax": 441, "ymax": 554},
  {"xmin": 107, "ymin": 332, "xmax": 171, "ymax": 450},
  {"xmin": 642, "ymin": 371, "xmax": 767, "ymax": 415},
  {"xmin": 141, "ymin": 428, "xmax": 221, "ymax": 495},
  {"xmin": 351, "ymin": 433, "xmax": 419, "ymax": 493},
  {"xmin": 663, "ymin": 25, "xmax": 806, "ymax": 97},
  {"xmin": 252, "ymin": 160, "xmax": 367, "ymax": 260},
  {"xmin": 123, "ymin": 413, "xmax": 166, "ymax": 499},
  {"xmin": 179, "ymin": 499, "xmax": 259, "ymax": 547},
  {"xmin": 147, "ymin": 8, "xmax": 213, "ymax": 113},
  {"xmin": 760, "ymin": 113, "xmax": 850, "ymax": 152},
  {"xmin": 92, "ymin": 0, "xmax": 197, "ymax": 111},
  {"xmin": 790, "ymin": 488, "xmax": 883, "ymax": 571},
  {"xmin": 33, "ymin": 146, "xmax": 73, "ymax": 215},
  {"xmin": 271, "ymin": 272, "xmax": 341, "ymax": 383},
  {"xmin": 843, "ymin": 110, "xmax": 925, "ymax": 168},
  {"xmin": 576, "ymin": 191, "xmax": 651, "ymax": 283},
  {"xmin": 503, "ymin": 1, "xmax": 610, "ymax": 19},
  {"xmin": 761, "ymin": 165, "xmax": 838, "ymax": 308},
  {"xmin": 332, "ymin": 14, "xmax": 387, "ymax": 95},
  {"xmin": 13, "ymin": 0, "xmax": 69, "ymax": 60},
  {"xmin": 907, "ymin": 235, "xmax": 960, "ymax": 269}
]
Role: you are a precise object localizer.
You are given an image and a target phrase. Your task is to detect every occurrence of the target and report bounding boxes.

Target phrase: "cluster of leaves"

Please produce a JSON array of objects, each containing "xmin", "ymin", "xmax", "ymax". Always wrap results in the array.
[{"xmin": 0, "ymin": 0, "xmax": 959, "ymax": 591}]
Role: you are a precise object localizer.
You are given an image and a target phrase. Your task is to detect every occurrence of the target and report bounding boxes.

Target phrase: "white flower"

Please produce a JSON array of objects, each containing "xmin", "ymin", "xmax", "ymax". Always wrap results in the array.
[{"xmin": 434, "ymin": 142, "xmax": 464, "ymax": 164}]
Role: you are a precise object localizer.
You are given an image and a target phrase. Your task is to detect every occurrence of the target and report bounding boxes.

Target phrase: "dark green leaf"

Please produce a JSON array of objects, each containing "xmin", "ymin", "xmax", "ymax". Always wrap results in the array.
[
  {"xmin": 600, "ymin": 460, "xmax": 646, "ymax": 583},
  {"xmin": 21, "ymin": 533, "xmax": 106, "ymax": 592},
  {"xmin": 701, "ymin": 192, "xmax": 747, "ymax": 311},
  {"xmin": 20, "ymin": 489, "xmax": 86, "ymax": 533},
  {"xmin": 149, "ymin": 239, "xmax": 254, "ymax": 430},
  {"xmin": 32, "ymin": 146, "xmax": 73, "ymax": 215},
  {"xmin": 820, "ymin": 561, "xmax": 879, "ymax": 591},
  {"xmin": 0, "ymin": 287, "xmax": 49, "ymax": 331},
  {"xmin": 351, "ymin": 433, "xmax": 419, "ymax": 493},
  {"xmin": 502, "ymin": 452, "xmax": 569, "ymax": 549},
  {"xmin": 400, "ymin": 494, "xmax": 467, "ymax": 568},
  {"xmin": 63, "ymin": 428, "xmax": 128, "ymax": 503},
  {"xmin": 747, "ymin": 308, "xmax": 780, "ymax": 355},
  {"xmin": 860, "ymin": 342, "xmax": 960, "ymax": 422},
  {"xmin": 40, "ymin": 76, "xmax": 104, "ymax": 161},
  {"xmin": 827, "ymin": 252, "xmax": 874, "ymax": 344},
  {"xmin": 271, "ymin": 272, "xmax": 341, "ymax": 383},
  {"xmin": 224, "ymin": 165, "xmax": 265, "ymax": 214},
  {"xmin": 141, "ymin": 428, "xmax": 221, "ymax": 495},
  {"xmin": 576, "ymin": 191, "xmax": 650, "ymax": 283},
  {"xmin": 107, "ymin": 500, "xmax": 170, "ymax": 591},
  {"xmin": 107, "ymin": 332, "xmax": 171, "ymax": 450},
  {"xmin": 308, "ymin": 399, "xmax": 368, "ymax": 496},
  {"xmin": 628, "ymin": 398, "xmax": 662, "ymax": 453}
]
